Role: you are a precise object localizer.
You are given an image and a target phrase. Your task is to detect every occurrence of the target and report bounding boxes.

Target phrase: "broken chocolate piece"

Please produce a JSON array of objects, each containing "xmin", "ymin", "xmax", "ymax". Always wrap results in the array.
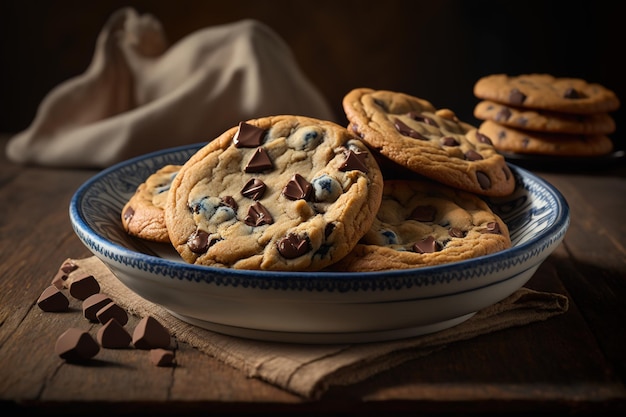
[
  {"xmin": 37, "ymin": 286, "xmax": 69, "ymax": 312},
  {"xmin": 495, "ymin": 107, "xmax": 512, "ymax": 122},
  {"xmin": 123, "ymin": 206, "xmax": 135, "ymax": 222},
  {"xmin": 55, "ymin": 328, "xmax": 100, "ymax": 362},
  {"xmin": 244, "ymin": 202, "xmax": 273, "ymax": 226},
  {"xmin": 394, "ymin": 118, "xmax": 428, "ymax": 140},
  {"xmin": 408, "ymin": 205, "xmax": 436, "ymax": 222},
  {"xmin": 339, "ymin": 149, "xmax": 369, "ymax": 173},
  {"xmin": 241, "ymin": 178, "xmax": 267, "ymax": 200},
  {"xmin": 484, "ymin": 221, "xmax": 501, "ymax": 234},
  {"xmin": 448, "ymin": 227, "xmax": 466, "ymax": 238},
  {"xmin": 97, "ymin": 319, "xmax": 132, "ymax": 349},
  {"xmin": 277, "ymin": 233, "xmax": 310, "ymax": 258},
  {"xmin": 441, "ymin": 136, "xmax": 459, "ymax": 147},
  {"xmin": 233, "ymin": 121, "xmax": 265, "ymax": 147},
  {"xmin": 509, "ymin": 88, "xmax": 527, "ymax": 105},
  {"xmin": 413, "ymin": 236, "xmax": 440, "ymax": 254},
  {"xmin": 282, "ymin": 174, "xmax": 312, "ymax": 201},
  {"xmin": 244, "ymin": 147, "xmax": 273, "ymax": 173},
  {"xmin": 82, "ymin": 293, "xmax": 112, "ymax": 322},
  {"xmin": 221, "ymin": 195, "xmax": 238, "ymax": 211},
  {"xmin": 133, "ymin": 316, "xmax": 171, "ymax": 350},
  {"xmin": 150, "ymin": 348, "xmax": 175, "ymax": 367},
  {"xmin": 96, "ymin": 301, "xmax": 128, "ymax": 326},
  {"xmin": 475, "ymin": 131, "xmax": 493, "ymax": 146},
  {"xmin": 69, "ymin": 273, "xmax": 100, "ymax": 300}
]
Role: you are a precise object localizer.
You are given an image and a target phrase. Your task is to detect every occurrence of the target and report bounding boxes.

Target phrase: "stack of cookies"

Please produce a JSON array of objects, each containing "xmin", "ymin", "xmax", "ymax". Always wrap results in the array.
[
  {"xmin": 121, "ymin": 90, "xmax": 516, "ymax": 272},
  {"xmin": 473, "ymin": 74, "xmax": 620, "ymax": 157}
]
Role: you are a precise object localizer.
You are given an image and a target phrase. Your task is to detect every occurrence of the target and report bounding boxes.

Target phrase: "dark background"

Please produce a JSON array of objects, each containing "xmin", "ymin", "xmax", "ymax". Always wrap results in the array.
[{"xmin": 1, "ymin": 0, "xmax": 624, "ymax": 149}]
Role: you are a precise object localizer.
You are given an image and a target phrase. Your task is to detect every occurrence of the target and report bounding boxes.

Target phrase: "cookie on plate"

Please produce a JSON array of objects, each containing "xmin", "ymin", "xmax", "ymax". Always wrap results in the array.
[
  {"xmin": 478, "ymin": 120, "xmax": 614, "ymax": 156},
  {"xmin": 121, "ymin": 165, "xmax": 181, "ymax": 243},
  {"xmin": 473, "ymin": 74, "xmax": 620, "ymax": 114},
  {"xmin": 165, "ymin": 115, "xmax": 384, "ymax": 271},
  {"xmin": 342, "ymin": 88, "xmax": 515, "ymax": 197},
  {"xmin": 474, "ymin": 100, "xmax": 616, "ymax": 135},
  {"xmin": 326, "ymin": 179, "xmax": 511, "ymax": 272}
]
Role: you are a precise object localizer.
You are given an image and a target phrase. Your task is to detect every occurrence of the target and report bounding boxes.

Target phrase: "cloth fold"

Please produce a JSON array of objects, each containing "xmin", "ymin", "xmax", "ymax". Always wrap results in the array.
[
  {"xmin": 60, "ymin": 256, "xmax": 569, "ymax": 399},
  {"xmin": 7, "ymin": 8, "xmax": 335, "ymax": 168}
]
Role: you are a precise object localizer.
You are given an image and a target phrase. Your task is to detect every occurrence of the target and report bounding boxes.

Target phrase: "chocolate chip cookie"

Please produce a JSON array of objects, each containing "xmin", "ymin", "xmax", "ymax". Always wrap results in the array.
[
  {"xmin": 473, "ymin": 74, "xmax": 620, "ymax": 114},
  {"xmin": 121, "ymin": 164, "xmax": 181, "ymax": 242},
  {"xmin": 326, "ymin": 178, "xmax": 511, "ymax": 272},
  {"xmin": 342, "ymin": 88, "xmax": 515, "ymax": 197},
  {"xmin": 165, "ymin": 116, "xmax": 384, "ymax": 271}
]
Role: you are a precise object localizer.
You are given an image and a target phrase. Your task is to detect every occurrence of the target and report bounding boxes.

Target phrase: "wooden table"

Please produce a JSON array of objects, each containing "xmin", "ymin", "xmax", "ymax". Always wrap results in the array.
[{"xmin": 1, "ymin": 135, "xmax": 625, "ymax": 415}]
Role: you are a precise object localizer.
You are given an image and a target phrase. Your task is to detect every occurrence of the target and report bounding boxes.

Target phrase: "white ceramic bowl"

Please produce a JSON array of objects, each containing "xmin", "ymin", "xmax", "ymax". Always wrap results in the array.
[{"xmin": 69, "ymin": 143, "xmax": 570, "ymax": 344}]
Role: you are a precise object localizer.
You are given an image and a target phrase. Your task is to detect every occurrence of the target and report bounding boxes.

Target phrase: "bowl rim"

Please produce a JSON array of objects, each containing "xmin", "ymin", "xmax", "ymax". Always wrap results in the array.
[{"xmin": 69, "ymin": 143, "xmax": 570, "ymax": 287}]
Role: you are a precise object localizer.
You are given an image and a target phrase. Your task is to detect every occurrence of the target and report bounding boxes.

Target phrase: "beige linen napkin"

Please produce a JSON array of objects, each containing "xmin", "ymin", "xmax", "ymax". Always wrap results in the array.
[
  {"xmin": 6, "ymin": 8, "xmax": 335, "ymax": 168},
  {"xmin": 59, "ymin": 256, "xmax": 569, "ymax": 399}
]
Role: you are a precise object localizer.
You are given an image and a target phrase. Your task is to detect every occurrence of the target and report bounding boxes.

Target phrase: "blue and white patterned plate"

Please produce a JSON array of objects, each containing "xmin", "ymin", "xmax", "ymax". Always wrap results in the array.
[{"xmin": 70, "ymin": 143, "xmax": 570, "ymax": 343}]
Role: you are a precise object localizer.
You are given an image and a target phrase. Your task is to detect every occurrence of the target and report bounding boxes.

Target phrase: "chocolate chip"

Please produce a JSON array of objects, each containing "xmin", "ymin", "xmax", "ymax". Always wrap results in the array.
[
  {"xmin": 339, "ymin": 149, "xmax": 369, "ymax": 173},
  {"xmin": 82, "ymin": 293, "xmax": 112, "ymax": 322},
  {"xmin": 476, "ymin": 131, "xmax": 493, "ymax": 146},
  {"xmin": 517, "ymin": 116, "xmax": 529, "ymax": 126},
  {"xmin": 55, "ymin": 328, "xmax": 100, "ymax": 362},
  {"xmin": 97, "ymin": 319, "xmax": 132, "ymax": 349},
  {"xmin": 244, "ymin": 147, "xmax": 273, "ymax": 173},
  {"xmin": 282, "ymin": 174, "xmax": 312, "ymax": 201},
  {"xmin": 509, "ymin": 88, "xmax": 527, "ymax": 105},
  {"xmin": 394, "ymin": 118, "xmax": 428, "ymax": 140},
  {"xmin": 37, "ymin": 286, "xmax": 69, "ymax": 312},
  {"xmin": 133, "ymin": 316, "xmax": 170, "ymax": 350},
  {"xmin": 60, "ymin": 261, "xmax": 78, "ymax": 274},
  {"xmin": 465, "ymin": 150, "xmax": 484, "ymax": 161},
  {"xmin": 123, "ymin": 206, "xmax": 135, "ymax": 222},
  {"xmin": 476, "ymin": 171, "xmax": 491, "ymax": 189},
  {"xmin": 324, "ymin": 222, "xmax": 335, "ymax": 239},
  {"xmin": 221, "ymin": 196, "xmax": 238, "ymax": 211},
  {"xmin": 277, "ymin": 233, "xmax": 310, "ymax": 259},
  {"xmin": 484, "ymin": 221, "xmax": 501, "ymax": 234},
  {"xmin": 244, "ymin": 202, "xmax": 273, "ymax": 226},
  {"xmin": 150, "ymin": 348, "xmax": 175, "ymax": 367},
  {"xmin": 563, "ymin": 87, "xmax": 582, "ymax": 99},
  {"xmin": 407, "ymin": 111, "xmax": 439, "ymax": 127},
  {"xmin": 233, "ymin": 121, "xmax": 265, "ymax": 147},
  {"xmin": 449, "ymin": 227, "xmax": 466, "ymax": 238},
  {"xmin": 69, "ymin": 273, "xmax": 100, "ymax": 300},
  {"xmin": 495, "ymin": 107, "xmax": 512, "ymax": 122},
  {"xmin": 187, "ymin": 229, "xmax": 210, "ymax": 254},
  {"xmin": 408, "ymin": 205, "xmax": 436, "ymax": 222},
  {"xmin": 96, "ymin": 302, "xmax": 128, "ymax": 326},
  {"xmin": 413, "ymin": 236, "xmax": 440, "ymax": 254},
  {"xmin": 441, "ymin": 136, "xmax": 460, "ymax": 146},
  {"xmin": 241, "ymin": 178, "xmax": 267, "ymax": 200}
]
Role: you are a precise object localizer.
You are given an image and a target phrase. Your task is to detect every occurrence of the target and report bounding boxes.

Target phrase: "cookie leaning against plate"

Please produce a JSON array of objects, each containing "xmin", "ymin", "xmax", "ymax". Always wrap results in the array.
[
  {"xmin": 326, "ymin": 179, "xmax": 511, "ymax": 272},
  {"xmin": 474, "ymin": 100, "xmax": 616, "ymax": 135},
  {"xmin": 121, "ymin": 164, "xmax": 181, "ymax": 243},
  {"xmin": 342, "ymin": 88, "xmax": 515, "ymax": 197},
  {"xmin": 479, "ymin": 120, "xmax": 614, "ymax": 157},
  {"xmin": 474, "ymin": 74, "xmax": 620, "ymax": 114},
  {"xmin": 165, "ymin": 115, "xmax": 384, "ymax": 271}
]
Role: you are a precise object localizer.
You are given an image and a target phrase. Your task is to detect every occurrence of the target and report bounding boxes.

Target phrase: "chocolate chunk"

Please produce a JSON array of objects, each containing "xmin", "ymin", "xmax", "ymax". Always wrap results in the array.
[
  {"xmin": 484, "ymin": 221, "xmax": 501, "ymax": 234},
  {"xmin": 244, "ymin": 147, "xmax": 273, "ymax": 173},
  {"xmin": 233, "ymin": 121, "xmax": 265, "ymax": 147},
  {"xmin": 150, "ymin": 348, "xmax": 176, "ymax": 367},
  {"xmin": 241, "ymin": 178, "xmax": 267, "ymax": 200},
  {"xmin": 448, "ymin": 227, "xmax": 466, "ymax": 238},
  {"xmin": 133, "ymin": 316, "xmax": 170, "ymax": 350},
  {"xmin": 96, "ymin": 301, "xmax": 128, "ymax": 326},
  {"xmin": 324, "ymin": 222, "xmax": 336, "ymax": 239},
  {"xmin": 563, "ymin": 87, "xmax": 582, "ymax": 99},
  {"xmin": 277, "ymin": 233, "xmax": 310, "ymax": 258},
  {"xmin": 509, "ymin": 88, "xmax": 527, "ymax": 105},
  {"xmin": 408, "ymin": 205, "xmax": 436, "ymax": 222},
  {"xmin": 476, "ymin": 131, "xmax": 493, "ymax": 146},
  {"xmin": 476, "ymin": 171, "xmax": 491, "ymax": 189},
  {"xmin": 221, "ymin": 195, "xmax": 238, "ymax": 211},
  {"xmin": 413, "ymin": 236, "xmax": 440, "ymax": 254},
  {"xmin": 60, "ymin": 260, "xmax": 78, "ymax": 274},
  {"xmin": 69, "ymin": 273, "xmax": 100, "ymax": 300},
  {"xmin": 394, "ymin": 118, "xmax": 428, "ymax": 140},
  {"xmin": 407, "ymin": 111, "xmax": 439, "ymax": 127},
  {"xmin": 123, "ymin": 206, "xmax": 135, "ymax": 222},
  {"xmin": 188, "ymin": 229, "xmax": 210, "ymax": 254},
  {"xmin": 55, "ymin": 328, "xmax": 100, "ymax": 362},
  {"xmin": 465, "ymin": 150, "xmax": 484, "ymax": 161},
  {"xmin": 244, "ymin": 202, "xmax": 273, "ymax": 226},
  {"xmin": 339, "ymin": 149, "xmax": 369, "ymax": 173},
  {"xmin": 37, "ymin": 286, "xmax": 69, "ymax": 312},
  {"xmin": 282, "ymin": 174, "xmax": 312, "ymax": 201},
  {"xmin": 82, "ymin": 293, "xmax": 112, "ymax": 321},
  {"xmin": 517, "ymin": 116, "xmax": 529, "ymax": 127},
  {"xmin": 97, "ymin": 319, "xmax": 132, "ymax": 349},
  {"xmin": 495, "ymin": 107, "xmax": 512, "ymax": 122},
  {"xmin": 52, "ymin": 269, "xmax": 70, "ymax": 289},
  {"xmin": 441, "ymin": 136, "xmax": 460, "ymax": 146}
]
